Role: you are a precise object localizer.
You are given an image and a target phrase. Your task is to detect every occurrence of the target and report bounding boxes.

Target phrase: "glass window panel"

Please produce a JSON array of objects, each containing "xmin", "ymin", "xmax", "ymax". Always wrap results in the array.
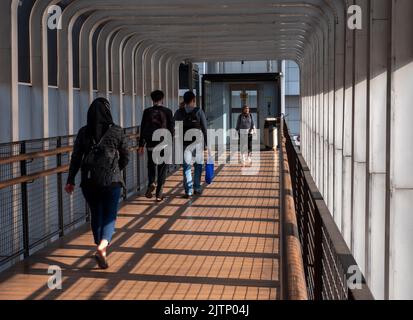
[
  {"xmin": 245, "ymin": 90, "xmax": 258, "ymax": 108},
  {"xmin": 231, "ymin": 91, "xmax": 242, "ymax": 109},
  {"xmin": 232, "ymin": 113, "xmax": 241, "ymax": 129}
]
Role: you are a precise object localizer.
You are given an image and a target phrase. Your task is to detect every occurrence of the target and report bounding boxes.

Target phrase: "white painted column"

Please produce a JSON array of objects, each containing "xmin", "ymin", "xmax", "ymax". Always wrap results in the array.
[
  {"xmin": 300, "ymin": 60, "xmax": 306, "ymax": 161},
  {"xmin": 342, "ymin": 11, "xmax": 355, "ymax": 247},
  {"xmin": 317, "ymin": 37, "xmax": 323, "ymax": 191},
  {"xmin": 327, "ymin": 24, "xmax": 335, "ymax": 214},
  {"xmin": 143, "ymin": 44, "xmax": 157, "ymax": 106},
  {"xmin": 29, "ymin": 0, "xmax": 55, "ymax": 139},
  {"xmin": 57, "ymin": 9, "xmax": 79, "ymax": 136},
  {"xmin": 389, "ymin": 0, "xmax": 413, "ymax": 300},
  {"xmin": 111, "ymin": 30, "xmax": 134, "ymax": 126},
  {"xmin": 134, "ymin": 41, "xmax": 151, "ymax": 119},
  {"xmin": 323, "ymin": 27, "xmax": 329, "ymax": 205},
  {"xmin": 124, "ymin": 36, "xmax": 143, "ymax": 128},
  {"xmin": 310, "ymin": 47, "xmax": 317, "ymax": 175},
  {"xmin": 171, "ymin": 59, "xmax": 181, "ymax": 111},
  {"xmin": 165, "ymin": 56, "xmax": 174, "ymax": 108},
  {"xmin": 79, "ymin": 13, "xmax": 109, "ymax": 125},
  {"xmin": 367, "ymin": 0, "xmax": 390, "ymax": 300},
  {"xmin": 0, "ymin": 0, "xmax": 19, "ymax": 142},
  {"xmin": 151, "ymin": 48, "xmax": 161, "ymax": 91},
  {"xmin": 96, "ymin": 24, "xmax": 121, "ymax": 98},
  {"xmin": 309, "ymin": 49, "xmax": 315, "ymax": 180},
  {"xmin": 351, "ymin": 0, "xmax": 369, "ymax": 274},
  {"xmin": 312, "ymin": 43, "xmax": 319, "ymax": 184},
  {"xmin": 334, "ymin": 14, "xmax": 346, "ymax": 232}
]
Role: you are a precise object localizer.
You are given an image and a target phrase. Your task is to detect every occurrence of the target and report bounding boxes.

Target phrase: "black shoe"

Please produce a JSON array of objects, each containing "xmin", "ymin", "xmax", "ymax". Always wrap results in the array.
[
  {"xmin": 145, "ymin": 184, "xmax": 155, "ymax": 198},
  {"xmin": 94, "ymin": 252, "xmax": 109, "ymax": 269},
  {"xmin": 156, "ymin": 194, "xmax": 164, "ymax": 202},
  {"xmin": 194, "ymin": 189, "xmax": 203, "ymax": 196},
  {"xmin": 183, "ymin": 193, "xmax": 192, "ymax": 199}
]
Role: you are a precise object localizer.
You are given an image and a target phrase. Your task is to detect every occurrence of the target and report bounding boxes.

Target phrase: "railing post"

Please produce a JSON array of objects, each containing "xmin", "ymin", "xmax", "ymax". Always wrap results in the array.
[
  {"xmin": 291, "ymin": 138, "xmax": 311, "ymax": 299},
  {"xmin": 313, "ymin": 199, "xmax": 324, "ymax": 300},
  {"xmin": 301, "ymin": 169, "xmax": 311, "ymax": 298},
  {"xmin": 278, "ymin": 118, "xmax": 287, "ymax": 300},
  {"xmin": 56, "ymin": 137, "xmax": 64, "ymax": 237},
  {"xmin": 19, "ymin": 141, "xmax": 30, "ymax": 258}
]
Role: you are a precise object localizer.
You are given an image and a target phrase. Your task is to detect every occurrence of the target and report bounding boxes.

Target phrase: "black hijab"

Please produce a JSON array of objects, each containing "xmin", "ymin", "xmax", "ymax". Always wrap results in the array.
[{"xmin": 87, "ymin": 97, "xmax": 114, "ymax": 143}]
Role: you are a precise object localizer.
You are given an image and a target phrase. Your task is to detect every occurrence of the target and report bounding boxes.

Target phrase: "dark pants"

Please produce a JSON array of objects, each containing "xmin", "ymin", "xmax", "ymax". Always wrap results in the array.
[
  {"xmin": 239, "ymin": 133, "xmax": 253, "ymax": 154},
  {"xmin": 82, "ymin": 186, "xmax": 122, "ymax": 245},
  {"xmin": 147, "ymin": 149, "xmax": 168, "ymax": 197}
]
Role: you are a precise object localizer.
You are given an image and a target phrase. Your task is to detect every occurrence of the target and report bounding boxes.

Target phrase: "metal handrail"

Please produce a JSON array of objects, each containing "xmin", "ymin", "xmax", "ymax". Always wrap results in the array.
[
  {"xmin": 0, "ymin": 146, "xmax": 73, "ymax": 166},
  {"xmin": 0, "ymin": 126, "xmax": 141, "ymax": 269},
  {"xmin": 0, "ymin": 127, "xmax": 140, "ymax": 190},
  {"xmin": 281, "ymin": 119, "xmax": 374, "ymax": 300},
  {"xmin": 279, "ymin": 117, "xmax": 308, "ymax": 300}
]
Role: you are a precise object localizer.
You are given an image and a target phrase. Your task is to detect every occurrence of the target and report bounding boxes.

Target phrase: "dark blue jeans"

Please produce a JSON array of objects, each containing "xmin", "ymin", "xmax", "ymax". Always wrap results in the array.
[{"xmin": 82, "ymin": 186, "xmax": 122, "ymax": 245}]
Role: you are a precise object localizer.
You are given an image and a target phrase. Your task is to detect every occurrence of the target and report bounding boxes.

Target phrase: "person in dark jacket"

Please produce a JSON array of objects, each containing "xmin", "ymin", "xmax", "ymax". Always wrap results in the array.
[
  {"xmin": 138, "ymin": 90, "xmax": 174, "ymax": 202},
  {"xmin": 65, "ymin": 97, "xmax": 129, "ymax": 269},
  {"xmin": 173, "ymin": 91, "xmax": 208, "ymax": 198},
  {"xmin": 236, "ymin": 105, "xmax": 256, "ymax": 164}
]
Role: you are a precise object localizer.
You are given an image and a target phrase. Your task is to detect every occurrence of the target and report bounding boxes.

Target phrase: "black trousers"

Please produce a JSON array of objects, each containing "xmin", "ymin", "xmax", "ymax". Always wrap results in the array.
[
  {"xmin": 239, "ymin": 133, "xmax": 253, "ymax": 154},
  {"xmin": 147, "ymin": 149, "xmax": 168, "ymax": 196}
]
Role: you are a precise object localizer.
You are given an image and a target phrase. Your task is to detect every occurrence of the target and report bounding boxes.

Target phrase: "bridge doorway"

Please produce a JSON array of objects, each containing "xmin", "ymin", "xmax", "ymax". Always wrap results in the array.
[{"xmin": 201, "ymin": 73, "xmax": 281, "ymax": 145}]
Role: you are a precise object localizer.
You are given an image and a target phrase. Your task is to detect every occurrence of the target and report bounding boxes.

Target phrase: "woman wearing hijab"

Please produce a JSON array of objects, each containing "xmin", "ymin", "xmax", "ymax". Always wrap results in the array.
[{"xmin": 65, "ymin": 98, "xmax": 129, "ymax": 269}]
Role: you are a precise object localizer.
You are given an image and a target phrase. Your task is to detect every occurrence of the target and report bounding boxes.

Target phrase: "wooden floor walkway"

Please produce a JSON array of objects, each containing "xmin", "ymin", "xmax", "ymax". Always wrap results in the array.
[{"xmin": 0, "ymin": 151, "xmax": 279, "ymax": 300}]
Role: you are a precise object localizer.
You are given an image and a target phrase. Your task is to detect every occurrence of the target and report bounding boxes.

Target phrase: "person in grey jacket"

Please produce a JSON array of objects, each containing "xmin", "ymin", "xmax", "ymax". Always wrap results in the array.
[
  {"xmin": 65, "ymin": 97, "xmax": 129, "ymax": 269},
  {"xmin": 236, "ymin": 105, "xmax": 256, "ymax": 164}
]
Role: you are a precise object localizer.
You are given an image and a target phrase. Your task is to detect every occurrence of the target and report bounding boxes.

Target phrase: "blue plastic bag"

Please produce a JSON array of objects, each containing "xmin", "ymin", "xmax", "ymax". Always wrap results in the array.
[{"xmin": 205, "ymin": 152, "xmax": 214, "ymax": 184}]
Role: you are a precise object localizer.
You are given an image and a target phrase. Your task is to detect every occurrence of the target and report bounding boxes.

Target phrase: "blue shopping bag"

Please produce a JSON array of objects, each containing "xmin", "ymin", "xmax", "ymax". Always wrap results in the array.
[{"xmin": 205, "ymin": 151, "xmax": 214, "ymax": 184}]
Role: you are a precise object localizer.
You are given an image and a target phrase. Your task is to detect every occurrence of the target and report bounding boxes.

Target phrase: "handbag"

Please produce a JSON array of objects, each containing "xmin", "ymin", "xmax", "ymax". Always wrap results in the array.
[{"xmin": 205, "ymin": 149, "xmax": 215, "ymax": 184}]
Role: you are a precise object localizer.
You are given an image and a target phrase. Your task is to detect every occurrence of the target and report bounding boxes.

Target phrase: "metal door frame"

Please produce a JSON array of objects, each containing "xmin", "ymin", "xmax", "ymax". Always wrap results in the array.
[{"xmin": 229, "ymin": 84, "xmax": 259, "ymax": 129}]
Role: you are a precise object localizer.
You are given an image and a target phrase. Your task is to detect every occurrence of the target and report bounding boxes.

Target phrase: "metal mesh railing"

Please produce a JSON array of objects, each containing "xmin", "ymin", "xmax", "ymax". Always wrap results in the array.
[
  {"xmin": 0, "ymin": 126, "xmax": 140, "ymax": 269},
  {"xmin": 281, "ymin": 119, "xmax": 374, "ymax": 300}
]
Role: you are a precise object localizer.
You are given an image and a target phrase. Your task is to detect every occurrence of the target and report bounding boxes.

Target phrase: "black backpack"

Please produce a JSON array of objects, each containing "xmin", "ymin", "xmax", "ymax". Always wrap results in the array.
[
  {"xmin": 181, "ymin": 107, "xmax": 201, "ymax": 133},
  {"xmin": 150, "ymin": 106, "xmax": 168, "ymax": 130},
  {"xmin": 82, "ymin": 126, "xmax": 119, "ymax": 187},
  {"xmin": 179, "ymin": 107, "xmax": 202, "ymax": 146}
]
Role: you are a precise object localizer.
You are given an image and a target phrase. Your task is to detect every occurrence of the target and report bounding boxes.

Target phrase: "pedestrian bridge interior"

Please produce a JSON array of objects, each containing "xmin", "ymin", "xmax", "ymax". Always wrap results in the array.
[{"xmin": 0, "ymin": 0, "xmax": 412, "ymax": 300}]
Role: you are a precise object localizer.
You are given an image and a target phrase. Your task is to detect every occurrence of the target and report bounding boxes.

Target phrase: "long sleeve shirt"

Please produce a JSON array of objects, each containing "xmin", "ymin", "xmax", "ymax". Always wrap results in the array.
[
  {"xmin": 173, "ymin": 106, "xmax": 208, "ymax": 147},
  {"xmin": 138, "ymin": 105, "xmax": 174, "ymax": 148},
  {"xmin": 67, "ymin": 125, "xmax": 129, "ymax": 187},
  {"xmin": 236, "ymin": 113, "xmax": 255, "ymax": 133}
]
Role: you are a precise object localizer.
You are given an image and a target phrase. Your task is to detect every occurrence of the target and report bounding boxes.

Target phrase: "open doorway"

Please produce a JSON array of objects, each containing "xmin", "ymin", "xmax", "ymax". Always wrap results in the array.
[
  {"xmin": 230, "ymin": 85, "xmax": 259, "ymax": 131},
  {"xmin": 201, "ymin": 73, "xmax": 280, "ymax": 146}
]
